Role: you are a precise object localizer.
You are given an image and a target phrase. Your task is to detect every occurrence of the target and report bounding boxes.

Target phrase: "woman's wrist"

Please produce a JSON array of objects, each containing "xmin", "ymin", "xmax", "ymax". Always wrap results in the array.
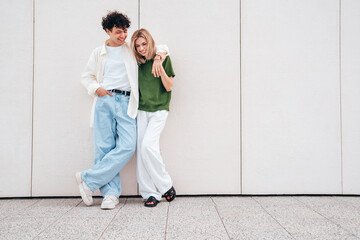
[
  {"xmin": 160, "ymin": 67, "xmax": 166, "ymax": 77},
  {"xmin": 154, "ymin": 54, "xmax": 161, "ymax": 61}
]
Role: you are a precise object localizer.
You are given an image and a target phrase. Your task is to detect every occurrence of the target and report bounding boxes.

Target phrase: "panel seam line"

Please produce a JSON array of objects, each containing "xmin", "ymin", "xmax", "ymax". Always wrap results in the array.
[
  {"xmin": 339, "ymin": 0, "xmax": 343, "ymax": 194},
  {"xmin": 30, "ymin": 0, "xmax": 35, "ymax": 197},
  {"xmin": 239, "ymin": 0, "xmax": 243, "ymax": 195}
]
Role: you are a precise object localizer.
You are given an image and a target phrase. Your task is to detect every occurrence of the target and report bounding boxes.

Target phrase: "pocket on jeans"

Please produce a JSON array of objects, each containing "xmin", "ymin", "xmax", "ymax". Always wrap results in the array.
[{"xmin": 95, "ymin": 95, "xmax": 108, "ymax": 109}]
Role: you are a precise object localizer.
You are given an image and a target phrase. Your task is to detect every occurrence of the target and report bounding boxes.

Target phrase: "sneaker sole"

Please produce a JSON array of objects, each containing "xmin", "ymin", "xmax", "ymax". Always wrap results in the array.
[
  {"xmin": 101, "ymin": 205, "xmax": 116, "ymax": 210},
  {"xmin": 101, "ymin": 202, "xmax": 119, "ymax": 210},
  {"xmin": 75, "ymin": 172, "xmax": 93, "ymax": 206}
]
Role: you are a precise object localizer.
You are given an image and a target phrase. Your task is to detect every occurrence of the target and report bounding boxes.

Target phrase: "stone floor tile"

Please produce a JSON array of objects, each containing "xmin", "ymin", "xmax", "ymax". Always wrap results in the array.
[
  {"xmin": 0, "ymin": 196, "xmax": 359, "ymax": 240},
  {"xmin": 32, "ymin": 198, "xmax": 125, "ymax": 240},
  {"xmin": 217, "ymin": 205, "xmax": 294, "ymax": 240},
  {"xmin": 100, "ymin": 198, "xmax": 168, "ymax": 240},
  {"xmin": 102, "ymin": 231, "xmax": 165, "ymax": 240},
  {"xmin": 297, "ymin": 197, "xmax": 360, "ymax": 238},
  {"xmin": 289, "ymin": 221, "xmax": 358, "ymax": 240},
  {"xmin": 211, "ymin": 196, "xmax": 259, "ymax": 208},
  {"xmin": 18, "ymin": 199, "xmax": 81, "ymax": 218},
  {"xmin": 166, "ymin": 199, "xmax": 228, "ymax": 239},
  {"xmin": 296, "ymin": 196, "xmax": 345, "ymax": 207},
  {"xmin": 34, "ymin": 216, "xmax": 113, "ymax": 240},
  {"xmin": 25, "ymin": 198, "xmax": 81, "ymax": 210},
  {"xmin": 169, "ymin": 196, "xmax": 214, "ymax": 207},
  {"xmin": 255, "ymin": 201, "xmax": 359, "ymax": 240},
  {"xmin": 336, "ymin": 197, "xmax": 360, "ymax": 209},
  {"xmin": 0, "ymin": 215, "xmax": 79, "ymax": 240},
  {"xmin": 0, "ymin": 199, "xmax": 39, "ymax": 220},
  {"xmin": 253, "ymin": 196, "xmax": 303, "ymax": 207},
  {"xmin": 0, "ymin": 199, "xmax": 80, "ymax": 240},
  {"xmin": 66, "ymin": 198, "xmax": 126, "ymax": 218}
]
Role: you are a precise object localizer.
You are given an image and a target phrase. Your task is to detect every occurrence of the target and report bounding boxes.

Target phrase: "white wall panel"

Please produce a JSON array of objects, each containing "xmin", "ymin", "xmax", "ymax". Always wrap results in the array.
[
  {"xmin": 342, "ymin": 0, "xmax": 360, "ymax": 194},
  {"xmin": 140, "ymin": 0, "xmax": 241, "ymax": 194},
  {"xmin": 0, "ymin": 0, "xmax": 33, "ymax": 197},
  {"xmin": 32, "ymin": 0, "xmax": 138, "ymax": 196},
  {"xmin": 242, "ymin": 0, "xmax": 341, "ymax": 194},
  {"xmin": 3, "ymin": 0, "xmax": 358, "ymax": 197}
]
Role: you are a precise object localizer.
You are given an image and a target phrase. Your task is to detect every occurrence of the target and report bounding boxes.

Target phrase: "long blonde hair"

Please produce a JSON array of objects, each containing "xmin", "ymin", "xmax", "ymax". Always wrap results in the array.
[{"xmin": 131, "ymin": 28, "xmax": 156, "ymax": 64}]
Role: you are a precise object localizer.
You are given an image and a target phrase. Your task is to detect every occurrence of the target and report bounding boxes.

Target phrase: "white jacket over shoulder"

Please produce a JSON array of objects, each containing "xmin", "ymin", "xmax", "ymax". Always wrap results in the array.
[
  {"xmin": 81, "ymin": 40, "xmax": 138, "ymax": 127},
  {"xmin": 81, "ymin": 40, "xmax": 169, "ymax": 127}
]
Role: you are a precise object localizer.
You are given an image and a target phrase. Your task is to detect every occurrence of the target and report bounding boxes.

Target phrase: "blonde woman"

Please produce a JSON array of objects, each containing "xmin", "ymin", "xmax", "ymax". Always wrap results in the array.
[{"xmin": 131, "ymin": 28, "xmax": 176, "ymax": 207}]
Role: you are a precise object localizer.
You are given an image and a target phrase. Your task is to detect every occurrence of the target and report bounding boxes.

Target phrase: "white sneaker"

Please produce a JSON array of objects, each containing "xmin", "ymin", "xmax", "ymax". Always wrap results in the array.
[
  {"xmin": 101, "ymin": 195, "xmax": 119, "ymax": 210},
  {"xmin": 75, "ymin": 172, "xmax": 93, "ymax": 206}
]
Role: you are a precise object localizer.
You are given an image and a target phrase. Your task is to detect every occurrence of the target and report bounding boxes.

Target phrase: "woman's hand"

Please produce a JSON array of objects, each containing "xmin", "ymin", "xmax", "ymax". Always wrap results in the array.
[
  {"xmin": 96, "ymin": 87, "xmax": 113, "ymax": 97},
  {"xmin": 152, "ymin": 52, "xmax": 167, "ymax": 78}
]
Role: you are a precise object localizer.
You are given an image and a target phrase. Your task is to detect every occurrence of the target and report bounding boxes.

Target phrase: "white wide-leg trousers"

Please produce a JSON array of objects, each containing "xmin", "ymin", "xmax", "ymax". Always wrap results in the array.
[{"xmin": 136, "ymin": 110, "xmax": 173, "ymax": 201}]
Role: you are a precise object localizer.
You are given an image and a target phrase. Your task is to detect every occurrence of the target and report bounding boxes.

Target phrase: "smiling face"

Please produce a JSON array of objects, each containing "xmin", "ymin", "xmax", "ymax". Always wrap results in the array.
[
  {"xmin": 131, "ymin": 28, "xmax": 156, "ymax": 64},
  {"xmin": 135, "ymin": 37, "xmax": 147, "ymax": 56},
  {"xmin": 106, "ymin": 27, "xmax": 128, "ymax": 46}
]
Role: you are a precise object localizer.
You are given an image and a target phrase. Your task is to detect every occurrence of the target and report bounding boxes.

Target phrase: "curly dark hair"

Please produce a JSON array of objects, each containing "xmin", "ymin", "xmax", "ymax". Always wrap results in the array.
[{"xmin": 101, "ymin": 11, "xmax": 131, "ymax": 31}]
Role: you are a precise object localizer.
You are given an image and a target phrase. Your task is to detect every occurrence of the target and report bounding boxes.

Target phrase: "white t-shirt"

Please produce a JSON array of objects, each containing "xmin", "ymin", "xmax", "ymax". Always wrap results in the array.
[{"xmin": 101, "ymin": 45, "xmax": 131, "ymax": 91}]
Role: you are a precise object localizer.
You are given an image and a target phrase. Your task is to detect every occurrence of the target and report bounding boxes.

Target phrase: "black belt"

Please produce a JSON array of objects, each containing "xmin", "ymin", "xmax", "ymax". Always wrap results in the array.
[{"xmin": 108, "ymin": 89, "xmax": 131, "ymax": 96}]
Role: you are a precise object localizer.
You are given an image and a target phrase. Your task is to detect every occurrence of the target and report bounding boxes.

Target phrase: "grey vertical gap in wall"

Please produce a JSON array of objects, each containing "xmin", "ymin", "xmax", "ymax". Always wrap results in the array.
[
  {"xmin": 339, "ymin": 0, "xmax": 343, "ymax": 194},
  {"xmin": 138, "ymin": 0, "xmax": 141, "ymax": 28},
  {"xmin": 239, "ymin": 0, "xmax": 242, "ymax": 194},
  {"xmin": 137, "ymin": 0, "xmax": 141, "ymax": 196},
  {"xmin": 30, "ymin": 0, "xmax": 35, "ymax": 197}
]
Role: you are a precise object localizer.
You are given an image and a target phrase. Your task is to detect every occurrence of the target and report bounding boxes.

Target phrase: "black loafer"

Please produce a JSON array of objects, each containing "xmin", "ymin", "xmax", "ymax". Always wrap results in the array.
[{"xmin": 144, "ymin": 196, "xmax": 159, "ymax": 207}]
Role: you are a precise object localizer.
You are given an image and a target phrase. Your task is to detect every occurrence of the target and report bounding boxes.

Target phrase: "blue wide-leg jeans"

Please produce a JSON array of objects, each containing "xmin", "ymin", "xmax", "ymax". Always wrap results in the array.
[{"xmin": 82, "ymin": 93, "xmax": 136, "ymax": 197}]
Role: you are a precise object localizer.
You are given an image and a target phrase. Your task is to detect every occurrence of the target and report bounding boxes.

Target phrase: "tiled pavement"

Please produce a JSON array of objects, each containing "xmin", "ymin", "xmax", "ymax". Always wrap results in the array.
[{"xmin": 0, "ymin": 196, "xmax": 359, "ymax": 239}]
